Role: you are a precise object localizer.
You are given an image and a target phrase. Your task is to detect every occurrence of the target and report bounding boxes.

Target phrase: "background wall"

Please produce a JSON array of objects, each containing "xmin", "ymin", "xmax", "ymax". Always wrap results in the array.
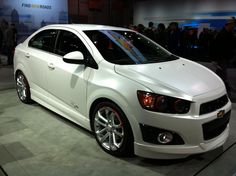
[
  {"xmin": 0, "ymin": 0, "xmax": 68, "ymax": 38},
  {"xmin": 68, "ymin": 0, "xmax": 133, "ymax": 27},
  {"xmin": 134, "ymin": 0, "xmax": 236, "ymax": 29}
]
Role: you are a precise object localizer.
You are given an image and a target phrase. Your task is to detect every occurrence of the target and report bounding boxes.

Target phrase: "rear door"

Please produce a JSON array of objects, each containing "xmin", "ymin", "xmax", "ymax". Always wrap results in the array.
[{"xmin": 27, "ymin": 29, "xmax": 58, "ymax": 91}]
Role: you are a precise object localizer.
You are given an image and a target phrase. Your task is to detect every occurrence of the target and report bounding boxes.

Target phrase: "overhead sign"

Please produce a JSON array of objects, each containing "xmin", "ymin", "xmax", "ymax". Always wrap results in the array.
[{"xmin": 21, "ymin": 3, "xmax": 52, "ymax": 10}]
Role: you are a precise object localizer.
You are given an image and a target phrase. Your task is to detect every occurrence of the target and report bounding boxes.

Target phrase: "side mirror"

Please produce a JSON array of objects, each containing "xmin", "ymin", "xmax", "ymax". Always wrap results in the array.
[{"xmin": 63, "ymin": 51, "xmax": 84, "ymax": 64}]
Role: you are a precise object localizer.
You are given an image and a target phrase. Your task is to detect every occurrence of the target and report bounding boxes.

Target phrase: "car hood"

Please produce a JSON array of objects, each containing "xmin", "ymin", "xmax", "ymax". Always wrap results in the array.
[{"xmin": 114, "ymin": 58, "xmax": 224, "ymax": 100}]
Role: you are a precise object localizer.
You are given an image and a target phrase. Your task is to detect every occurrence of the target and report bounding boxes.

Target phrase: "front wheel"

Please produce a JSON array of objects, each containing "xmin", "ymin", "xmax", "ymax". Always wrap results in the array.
[{"xmin": 91, "ymin": 101, "xmax": 134, "ymax": 157}]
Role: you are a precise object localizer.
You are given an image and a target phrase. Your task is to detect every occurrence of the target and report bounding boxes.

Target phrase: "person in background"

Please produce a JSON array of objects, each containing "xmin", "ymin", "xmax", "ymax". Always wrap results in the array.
[
  {"xmin": 0, "ymin": 25, "xmax": 2, "ymax": 65},
  {"xmin": 11, "ymin": 23, "xmax": 18, "ymax": 47},
  {"xmin": 0, "ymin": 25, "xmax": 3, "ymax": 53},
  {"xmin": 0, "ymin": 20, "xmax": 8, "ymax": 55},
  {"xmin": 213, "ymin": 17, "xmax": 236, "ymax": 95},
  {"xmin": 144, "ymin": 21, "xmax": 156, "ymax": 41},
  {"xmin": 137, "ymin": 24, "xmax": 145, "ymax": 34},
  {"xmin": 167, "ymin": 22, "xmax": 181, "ymax": 55},
  {"xmin": 184, "ymin": 28, "xmax": 198, "ymax": 58},
  {"xmin": 156, "ymin": 23, "xmax": 167, "ymax": 48},
  {"xmin": 199, "ymin": 28, "xmax": 211, "ymax": 59},
  {"xmin": 2, "ymin": 21, "xmax": 14, "ymax": 65}
]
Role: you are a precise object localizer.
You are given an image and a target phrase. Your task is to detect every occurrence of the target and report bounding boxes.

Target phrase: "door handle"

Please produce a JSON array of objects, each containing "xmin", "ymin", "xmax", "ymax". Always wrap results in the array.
[
  {"xmin": 25, "ymin": 53, "xmax": 30, "ymax": 58},
  {"xmin": 48, "ymin": 63, "xmax": 55, "ymax": 70}
]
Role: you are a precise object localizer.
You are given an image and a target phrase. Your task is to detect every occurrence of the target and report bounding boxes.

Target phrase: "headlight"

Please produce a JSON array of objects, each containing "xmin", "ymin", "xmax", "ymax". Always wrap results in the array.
[{"xmin": 137, "ymin": 91, "xmax": 191, "ymax": 114}]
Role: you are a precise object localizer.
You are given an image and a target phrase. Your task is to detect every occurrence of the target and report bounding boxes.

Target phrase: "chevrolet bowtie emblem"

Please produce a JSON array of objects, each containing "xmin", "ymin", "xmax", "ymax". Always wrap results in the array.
[{"xmin": 217, "ymin": 110, "xmax": 225, "ymax": 118}]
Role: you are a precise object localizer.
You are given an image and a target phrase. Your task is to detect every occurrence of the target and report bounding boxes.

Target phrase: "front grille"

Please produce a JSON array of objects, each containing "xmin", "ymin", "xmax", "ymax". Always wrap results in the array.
[
  {"xmin": 139, "ymin": 124, "xmax": 185, "ymax": 145},
  {"xmin": 200, "ymin": 95, "xmax": 228, "ymax": 115},
  {"xmin": 202, "ymin": 111, "xmax": 231, "ymax": 140}
]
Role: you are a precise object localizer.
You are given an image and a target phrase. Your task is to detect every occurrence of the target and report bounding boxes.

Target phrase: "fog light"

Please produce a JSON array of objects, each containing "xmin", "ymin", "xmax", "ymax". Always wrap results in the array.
[{"xmin": 157, "ymin": 132, "xmax": 173, "ymax": 144}]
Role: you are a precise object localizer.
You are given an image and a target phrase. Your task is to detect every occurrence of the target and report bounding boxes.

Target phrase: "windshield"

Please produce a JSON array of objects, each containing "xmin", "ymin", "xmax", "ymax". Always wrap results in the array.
[{"xmin": 84, "ymin": 30, "xmax": 179, "ymax": 65}]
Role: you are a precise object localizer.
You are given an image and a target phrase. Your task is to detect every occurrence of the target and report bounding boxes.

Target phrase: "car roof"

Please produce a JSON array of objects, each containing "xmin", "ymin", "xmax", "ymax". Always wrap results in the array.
[{"xmin": 44, "ymin": 24, "xmax": 132, "ymax": 32}]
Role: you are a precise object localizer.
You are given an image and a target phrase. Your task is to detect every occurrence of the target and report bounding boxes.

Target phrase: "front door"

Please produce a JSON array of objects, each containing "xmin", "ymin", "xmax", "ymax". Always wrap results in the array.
[{"xmin": 45, "ymin": 29, "xmax": 92, "ymax": 118}]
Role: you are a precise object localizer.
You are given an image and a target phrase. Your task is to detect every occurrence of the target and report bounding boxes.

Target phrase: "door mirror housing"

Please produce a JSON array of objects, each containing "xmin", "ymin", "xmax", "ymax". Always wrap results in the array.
[{"xmin": 63, "ymin": 51, "xmax": 84, "ymax": 64}]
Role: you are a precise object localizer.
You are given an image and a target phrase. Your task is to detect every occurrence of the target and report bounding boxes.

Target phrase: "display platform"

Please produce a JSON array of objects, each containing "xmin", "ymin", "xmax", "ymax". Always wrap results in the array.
[{"xmin": 0, "ymin": 90, "xmax": 235, "ymax": 176}]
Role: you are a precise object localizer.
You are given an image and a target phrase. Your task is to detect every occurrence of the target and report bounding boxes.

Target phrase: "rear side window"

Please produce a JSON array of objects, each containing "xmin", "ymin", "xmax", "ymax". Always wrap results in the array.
[{"xmin": 29, "ymin": 30, "xmax": 57, "ymax": 52}]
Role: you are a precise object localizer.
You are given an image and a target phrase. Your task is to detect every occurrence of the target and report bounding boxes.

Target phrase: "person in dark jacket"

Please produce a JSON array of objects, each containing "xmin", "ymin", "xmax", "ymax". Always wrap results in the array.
[
  {"xmin": 199, "ymin": 28, "xmax": 211, "ymax": 58},
  {"xmin": 0, "ymin": 28, "xmax": 3, "ymax": 53},
  {"xmin": 144, "ymin": 21, "xmax": 156, "ymax": 41},
  {"xmin": 2, "ymin": 20, "xmax": 14, "ymax": 65},
  {"xmin": 11, "ymin": 23, "xmax": 18, "ymax": 47},
  {"xmin": 213, "ymin": 17, "xmax": 235, "ymax": 94},
  {"xmin": 156, "ymin": 23, "xmax": 167, "ymax": 48},
  {"xmin": 167, "ymin": 22, "xmax": 181, "ymax": 55}
]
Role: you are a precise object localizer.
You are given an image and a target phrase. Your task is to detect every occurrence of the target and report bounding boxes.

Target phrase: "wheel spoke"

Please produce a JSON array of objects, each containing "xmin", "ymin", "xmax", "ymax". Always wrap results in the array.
[
  {"xmin": 114, "ymin": 130, "xmax": 123, "ymax": 137},
  {"xmin": 100, "ymin": 132, "xmax": 109, "ymax": 143},
  {"xmin": 110, "ymin": 112, "xmax": 116, "ymax": 125},
  {"xmin": 113, "ymin": 124, "xmax": 122, "ymax": 129},
  {"xmin": 112, "ymin": 132, "xmax": 119, "ymax": 148},
  {"xmin": 95, "ymin": 118, "xmax": 106, "ymax": 127},
  {"xmin": 17, "ymin": 80, "xmax": 23, "ymax": 87},
  {"xmin": 95, "ymin": 128, "xmax": 106, "ymax": 134},
  {"xmin": 98, "ymin": 111, "xmax": 108, "ymax": 123},
  {"xmin": 110, "ymin": 112, "xmax": 123, "ymax": 129},
  {"xmin": 17, "ymin": 84, "xmax": 24, "ymax": 90},
  {"xmin": 105, "ymin": 108, "xmax": 110, "ymax": 118},
  {"xmin": 108, "ymin": 132, "xmax": 112, "ymax": 149},
  {"xmin": 22, "ymin": 90, "xmax": 26, "ymax": 98}
]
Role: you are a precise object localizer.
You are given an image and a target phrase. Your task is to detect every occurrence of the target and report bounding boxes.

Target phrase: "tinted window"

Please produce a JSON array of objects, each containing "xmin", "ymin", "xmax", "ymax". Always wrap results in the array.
[
  {"xmin": 55, "ymin": 30, "xmax": 89, "ymax": 57},
  {"xmin": 29, "ymin": 30, "xmax": 57, "ymax": 52},
  {"xmin": 85, "ymin": 30, "xmax": 179, "ymax": 65}
]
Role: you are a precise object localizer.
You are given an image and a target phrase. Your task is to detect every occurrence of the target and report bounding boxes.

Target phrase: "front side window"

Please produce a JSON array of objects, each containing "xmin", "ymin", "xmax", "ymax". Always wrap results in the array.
[
  {"xmin": 28, "ymin": 30, "xmax": 57, "ymax": 52},
  {"xmin": 55, "ymin": 30, "xmax": 89, "ymax": 57},
  {"xmin": 85, "ymin": 30, "xmax": 179, "ymax": 65}
]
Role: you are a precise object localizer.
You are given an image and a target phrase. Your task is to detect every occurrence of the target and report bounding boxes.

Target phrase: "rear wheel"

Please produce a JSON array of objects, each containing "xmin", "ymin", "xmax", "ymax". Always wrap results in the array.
[
  {"xmin": 16, "ymin": 72, "xmax": 32, "ymax": 104},
  {"xmin": 91, "ymin": 101, "xmax": 134, "ymax": 157}
]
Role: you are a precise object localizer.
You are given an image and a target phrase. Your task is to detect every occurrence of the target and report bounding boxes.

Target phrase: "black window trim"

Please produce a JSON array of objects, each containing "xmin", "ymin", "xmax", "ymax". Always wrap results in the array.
[
  {"xmin": 28, "ymin": 29, "xmax": 58, "ymax": 54},
  {"xmin": 28, "ymin": 28, "xmax": 98, "ymax": 69},
  {"xmin": 55, "ymin": 29, "xmax": 98, "ymax": 69}
]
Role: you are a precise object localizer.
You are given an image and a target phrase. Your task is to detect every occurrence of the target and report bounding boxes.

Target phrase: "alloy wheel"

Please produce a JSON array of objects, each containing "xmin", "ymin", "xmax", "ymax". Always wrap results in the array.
[
  {"xmin": 16, "ymin": 74, "xmax": 27, "ymax": 101},
  {"xmin": 94, "ymin": 106, "xmax": 124, "ymax": 151}
]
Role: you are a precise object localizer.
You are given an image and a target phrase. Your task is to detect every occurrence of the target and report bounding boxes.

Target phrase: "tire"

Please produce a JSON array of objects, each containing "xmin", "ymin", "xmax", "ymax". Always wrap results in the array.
[
  {"xmin": 91, "ymin": 101, "xmax": 134, "ymax": 157},
  {"xmin": 15, "ymin": 72, "xmax": 33, "ymax": 104}
]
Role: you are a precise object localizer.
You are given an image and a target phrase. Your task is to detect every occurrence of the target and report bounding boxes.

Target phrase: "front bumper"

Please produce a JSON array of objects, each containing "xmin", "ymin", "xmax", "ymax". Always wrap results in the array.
[
  {"xmin": 135, "ymin": 125, "xmax": 229, "ymax": 159},
  {"xmin": 131, "ymin": 92, "xmax": 232, "ymax": 159}
]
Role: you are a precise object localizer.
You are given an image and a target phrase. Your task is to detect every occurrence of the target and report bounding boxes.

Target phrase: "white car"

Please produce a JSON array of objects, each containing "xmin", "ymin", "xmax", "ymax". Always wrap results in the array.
[{"xmin": 14, "ymin": 24, "xmax": 232, "ymax": 159}]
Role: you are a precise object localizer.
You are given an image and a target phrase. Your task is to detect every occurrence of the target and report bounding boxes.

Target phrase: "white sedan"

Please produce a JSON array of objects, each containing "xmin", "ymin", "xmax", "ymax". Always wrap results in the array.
[{"xmin": 14, "ymin": 24, "xmax": 231, "ymax": 159}]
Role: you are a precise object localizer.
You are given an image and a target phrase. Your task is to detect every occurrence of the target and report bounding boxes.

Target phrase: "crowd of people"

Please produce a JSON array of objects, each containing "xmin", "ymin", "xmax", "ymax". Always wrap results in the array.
[
  {"xmin": 0, "ymin": 19, "xmax": 17, "ymax": 66},
  {"xmin": 128, "ymin": 19, "xmax": 236, "ymax": 64}
]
